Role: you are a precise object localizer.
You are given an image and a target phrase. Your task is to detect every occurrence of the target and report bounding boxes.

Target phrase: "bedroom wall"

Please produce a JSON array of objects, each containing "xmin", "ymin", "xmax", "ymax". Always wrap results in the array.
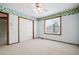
[
  {"xmin": 38, "ymin": 13, "xmax": 79, "ymax": 45},
  {"xmin": 77, "ymin": 14, "xmax": 79, "ymax": 44},
  {"xmin": 9, "ymin": 14, "xmax": 18, "ymax": 44},
  {"xmin": 34, "ymin": 20, "xmax": 39, "ymax": 38}
]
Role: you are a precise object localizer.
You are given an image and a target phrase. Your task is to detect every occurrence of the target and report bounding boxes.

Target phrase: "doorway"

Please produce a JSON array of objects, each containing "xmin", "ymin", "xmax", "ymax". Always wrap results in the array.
[{"xmin": 0, "ymin": 12, "xmax": 9, "ymax": 45}]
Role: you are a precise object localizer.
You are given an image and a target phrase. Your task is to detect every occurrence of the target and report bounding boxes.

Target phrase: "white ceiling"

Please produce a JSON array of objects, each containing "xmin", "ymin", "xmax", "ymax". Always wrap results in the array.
[{"xmin": 0, "ymin": 3, "xmax": 79, "ymax": 18}]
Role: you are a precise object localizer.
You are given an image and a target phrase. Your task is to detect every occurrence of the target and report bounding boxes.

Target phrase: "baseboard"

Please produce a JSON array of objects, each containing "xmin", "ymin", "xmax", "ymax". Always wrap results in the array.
[
  {"xmin": 38, "ymin": 37, "xmax": 79, "ymax": 46},
  {"xmin": 8, "ymin": 42, "xmax": 19, "ymax": 45},
  {"xmin": 34, "ymin": 37, "xmax": 39, "ymax": 39}
]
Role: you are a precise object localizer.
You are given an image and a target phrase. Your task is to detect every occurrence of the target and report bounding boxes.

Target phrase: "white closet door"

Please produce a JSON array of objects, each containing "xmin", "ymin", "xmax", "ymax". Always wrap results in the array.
[{"xmin": 19, "ymin": 18, "xmax": 33, "ymax": 42}]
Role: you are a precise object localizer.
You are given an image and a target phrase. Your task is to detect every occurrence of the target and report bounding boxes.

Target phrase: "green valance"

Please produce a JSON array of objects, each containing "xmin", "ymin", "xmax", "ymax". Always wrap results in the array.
[{"xmin": 0, "ymin": 5, "xmax": 33, "ymax": 20}]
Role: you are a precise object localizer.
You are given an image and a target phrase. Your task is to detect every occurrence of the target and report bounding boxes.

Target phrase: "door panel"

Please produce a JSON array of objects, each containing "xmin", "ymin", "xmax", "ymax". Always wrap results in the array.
[{"xmin": 19, "ymin": 18, "xmax": 33, "ymax": 42}]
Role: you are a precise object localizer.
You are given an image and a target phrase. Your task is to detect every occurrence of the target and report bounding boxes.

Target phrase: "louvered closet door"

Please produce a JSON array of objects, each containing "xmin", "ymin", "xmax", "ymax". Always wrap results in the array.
[{"xmin": 19, "ymin": 18, "xmax": 33, "ymax": 42}]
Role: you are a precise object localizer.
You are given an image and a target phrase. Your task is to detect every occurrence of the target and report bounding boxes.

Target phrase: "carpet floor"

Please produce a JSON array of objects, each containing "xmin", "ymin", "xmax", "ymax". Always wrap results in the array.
[{"xmin": 0, "ymin": 38, "xmax": 79, "ymax": 55}]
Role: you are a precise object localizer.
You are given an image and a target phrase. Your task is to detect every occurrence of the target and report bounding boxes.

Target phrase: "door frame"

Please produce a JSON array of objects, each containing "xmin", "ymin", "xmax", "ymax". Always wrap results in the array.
[
  {"xmin": 0, "ymin": 12, "xmax": 9, "ymax": 45},
  {"xmin": 18, "ymin": 17, "xmax": 34, "ymax": 43}
]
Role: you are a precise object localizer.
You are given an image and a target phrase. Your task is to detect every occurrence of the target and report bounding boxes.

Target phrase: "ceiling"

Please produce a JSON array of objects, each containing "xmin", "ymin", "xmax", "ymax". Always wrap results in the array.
[{"xmin": 0, "ymin": 3, "xmax": 79, "ymax": 18}]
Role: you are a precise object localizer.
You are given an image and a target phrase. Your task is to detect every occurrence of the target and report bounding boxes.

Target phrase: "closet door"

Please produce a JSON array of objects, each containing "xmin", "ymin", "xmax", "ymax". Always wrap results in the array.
[{"xmin": 19, "ymin": 17, "xmax": 33, "ymax": 42}]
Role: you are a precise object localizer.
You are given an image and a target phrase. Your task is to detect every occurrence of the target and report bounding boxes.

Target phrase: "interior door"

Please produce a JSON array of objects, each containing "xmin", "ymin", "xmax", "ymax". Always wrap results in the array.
[
  {"xmin": 0, "ymin": 12, "xmax": 9, "ymax": 45},
  {"xmin": 0, "ymin": 18, "xmax": 7, "ymax": 45},
  {"xmin": 19, "ymin": 17, "xmax": 33, "ymax": 42}
]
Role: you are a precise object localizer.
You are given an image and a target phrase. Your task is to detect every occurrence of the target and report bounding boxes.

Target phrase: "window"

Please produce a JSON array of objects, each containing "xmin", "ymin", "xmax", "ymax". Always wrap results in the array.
[{"xmin": 44, "ymin": 16, "xmax": 62, "ymax": 35}]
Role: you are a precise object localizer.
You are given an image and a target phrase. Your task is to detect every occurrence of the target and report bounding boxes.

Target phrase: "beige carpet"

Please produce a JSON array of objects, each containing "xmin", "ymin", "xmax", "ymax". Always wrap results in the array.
[{"xmin": 0, "ymin": 38, "xmax": 79, "ymax": 55}]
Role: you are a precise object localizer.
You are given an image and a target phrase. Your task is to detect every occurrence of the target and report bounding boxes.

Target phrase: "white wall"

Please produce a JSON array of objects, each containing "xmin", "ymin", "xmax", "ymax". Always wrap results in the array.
[
  {"xmin": 34, "ymin": 20, "xmax": 38, "ymax": 38},
  {"xmin": 19, "ymin": 18, "xmax": 33, "ymax": 42},
  {"xmin": 77, "ymin": 14, "xmax": 79, "ymax": 44},
  {"xmin": 9, "ymin": 14, "xmax": 18, "ymax": 44},
  {"xmin": 38, "ymin": 13, "xmax": 79, "ymax": 45}
]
